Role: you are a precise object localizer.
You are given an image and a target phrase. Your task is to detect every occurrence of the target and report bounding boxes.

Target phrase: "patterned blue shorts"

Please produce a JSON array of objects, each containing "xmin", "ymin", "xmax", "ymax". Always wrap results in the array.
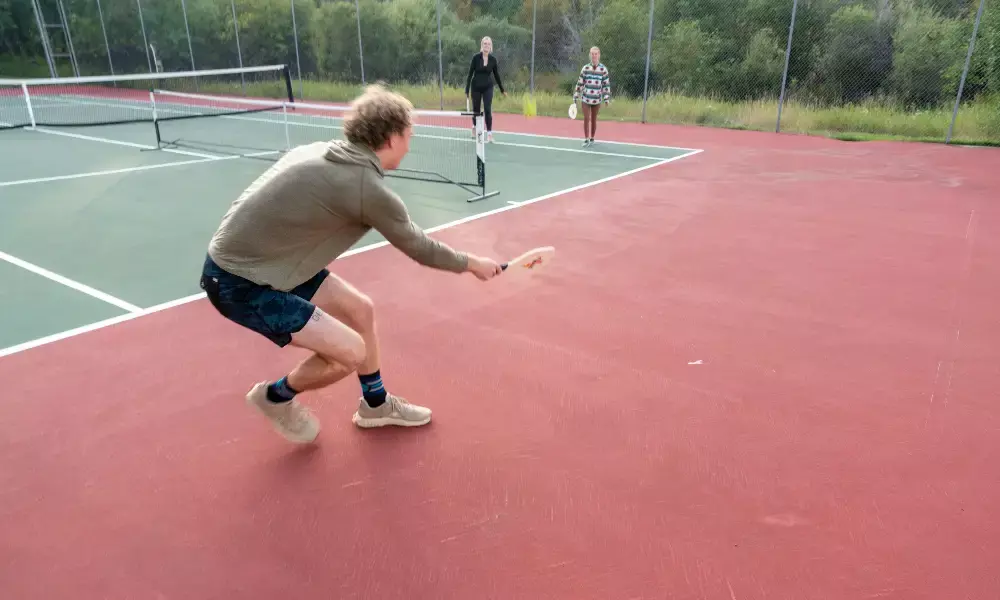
[{"xmin": 199, "ymin": 254, "xmax": 329, "ymax": 347}]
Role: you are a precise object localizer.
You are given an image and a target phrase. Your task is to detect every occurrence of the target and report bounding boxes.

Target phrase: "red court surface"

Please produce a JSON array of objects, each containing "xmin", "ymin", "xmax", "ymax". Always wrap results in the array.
[{"xmin": 2, "ymin": 116, "xmax": 999, "ymax": 599}]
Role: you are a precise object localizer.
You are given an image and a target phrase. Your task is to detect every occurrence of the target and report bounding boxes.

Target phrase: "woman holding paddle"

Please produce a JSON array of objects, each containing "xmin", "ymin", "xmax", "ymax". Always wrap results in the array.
[{"xmin": 573, "ymin": 46, "xmax": 611, "ymax": 146}]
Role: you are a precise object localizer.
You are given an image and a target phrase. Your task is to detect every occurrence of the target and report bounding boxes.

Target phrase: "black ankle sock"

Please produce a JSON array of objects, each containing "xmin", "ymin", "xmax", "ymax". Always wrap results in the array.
[
  {"xmin": 266, "ymin": 376, "xmax": 298, "ymax": 403},
  {"xmin": 359, "ymin": 370, "xmax": 387, "ymax": 408}
]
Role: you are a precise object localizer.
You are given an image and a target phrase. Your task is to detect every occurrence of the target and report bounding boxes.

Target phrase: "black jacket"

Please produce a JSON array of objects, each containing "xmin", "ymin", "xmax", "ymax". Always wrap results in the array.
[{"xmin": 465, "ymin": 52, "xmax": 505, "ymax": 94}]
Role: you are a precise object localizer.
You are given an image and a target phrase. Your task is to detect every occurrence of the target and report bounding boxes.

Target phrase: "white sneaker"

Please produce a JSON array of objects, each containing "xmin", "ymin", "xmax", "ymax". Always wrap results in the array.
[
  {"xmin": 487, "ymin": 132, "xmax": 494, "ymax": 143},
  {"xmin": 352, "ymin": 394, "xmax": 431, "ymax": 428},
  {"xmin": 245, "ymin": 381, "xmax": 320, "ymax": 443}
]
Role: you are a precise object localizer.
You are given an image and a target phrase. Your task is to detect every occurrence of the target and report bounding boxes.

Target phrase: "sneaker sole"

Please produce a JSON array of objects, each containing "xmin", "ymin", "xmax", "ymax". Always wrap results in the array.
[{"xmin": 351, "ymin": 413, "xmax": 432, "ymax": 428}]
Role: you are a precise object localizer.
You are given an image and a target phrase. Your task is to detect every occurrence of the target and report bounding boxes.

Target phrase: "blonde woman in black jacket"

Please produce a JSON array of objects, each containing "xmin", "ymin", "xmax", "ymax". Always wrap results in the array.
[{"xmin": 465, "ymin": 36, "xmax": 506, "ymax": 142}]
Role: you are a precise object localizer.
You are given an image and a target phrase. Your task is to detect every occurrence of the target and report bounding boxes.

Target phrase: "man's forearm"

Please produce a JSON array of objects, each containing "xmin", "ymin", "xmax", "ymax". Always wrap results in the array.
[{"xmin": 391, "ymin": 224, "xmax": 468, "ymax": 273}]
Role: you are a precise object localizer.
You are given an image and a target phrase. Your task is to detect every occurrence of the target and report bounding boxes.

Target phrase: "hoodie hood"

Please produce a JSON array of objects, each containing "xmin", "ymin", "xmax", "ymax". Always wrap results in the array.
[{"xmin": 323, "ymin": 139, "xmax": 384, "ymax": 177}]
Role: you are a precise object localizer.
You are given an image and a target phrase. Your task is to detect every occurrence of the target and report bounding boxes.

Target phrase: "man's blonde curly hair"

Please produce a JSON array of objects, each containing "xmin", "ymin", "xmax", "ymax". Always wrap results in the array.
[{"xmin": 343, "ymin": 83, "xmax": 413, "ymax": 151}]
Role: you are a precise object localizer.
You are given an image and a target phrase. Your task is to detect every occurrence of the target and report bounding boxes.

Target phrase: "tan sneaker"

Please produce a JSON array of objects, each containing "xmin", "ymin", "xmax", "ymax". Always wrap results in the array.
[
  {"xmin": 245, "ymin": 381, "xmax": 320, "ymax": 443},
  {"xmin": 352, "ymin": 394, "xmax": 431, "ymax": 428}
]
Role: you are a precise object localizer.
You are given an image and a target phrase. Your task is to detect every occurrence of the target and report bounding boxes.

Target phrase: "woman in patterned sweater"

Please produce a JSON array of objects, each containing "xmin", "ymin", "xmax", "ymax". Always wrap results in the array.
[{"xmin": 572, "ymin": 46, "xmax": 611, "ymax": 146}]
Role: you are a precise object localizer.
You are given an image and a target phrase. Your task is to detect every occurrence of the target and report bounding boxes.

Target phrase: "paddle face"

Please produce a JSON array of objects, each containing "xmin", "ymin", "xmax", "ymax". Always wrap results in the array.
[
  {"xmin": 568, "ymin": 103, "xmax": 577, "ymax": 119},
  {"xmin": 501, "ymin": 246, "xmax": 555, "ymax": 276}
]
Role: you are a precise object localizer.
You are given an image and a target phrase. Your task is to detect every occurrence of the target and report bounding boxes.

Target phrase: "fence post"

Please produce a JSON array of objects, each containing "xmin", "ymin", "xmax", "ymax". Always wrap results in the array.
[
  {"xmin": 640, "ymin": 0, "xmax": 654, "ymax": 123},
  {"xmin": 135, "ymin": 0, "xmax": 152, "ymax": 73},
  {"xmin": 230, "ymin": 0, "xmax": 245, "ymax": 90},
  {"xmin": 29, "ymin": 0, "xmax": 57, "ymax": 77},
  {"xmin": 530, "ymin": 0, "xmax": 537, "ymax": 95},
  {"xmin": 775, "ymin": 0, "xmax": 798, "ymax": 133},
  {"xmin": 290, "ymin": 0, "xmax": 304, "ymax": 98},
  {"xmin": 437, "ymin": 0, "xmax": 444, "ymax": 109},
  {"xmin": 95, "ymin": 0, "xmax": 115, "ymax": 75},
  {"xmin": 946, "ymin": 0, "xmax": 986, "ymax": 144},
  {"xmin": 180, "ymin": 0, "xmax": 196, "ymax": 71},
  {"xmin": 355, "ymin": 0, "xmax": 365, "ymax": 84}
]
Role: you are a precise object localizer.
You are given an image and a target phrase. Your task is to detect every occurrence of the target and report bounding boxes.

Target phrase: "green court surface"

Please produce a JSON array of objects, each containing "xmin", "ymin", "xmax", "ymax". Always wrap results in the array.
[{"xmin": 0, "ymin": 106, "xmax": 697, "ymax": 354}]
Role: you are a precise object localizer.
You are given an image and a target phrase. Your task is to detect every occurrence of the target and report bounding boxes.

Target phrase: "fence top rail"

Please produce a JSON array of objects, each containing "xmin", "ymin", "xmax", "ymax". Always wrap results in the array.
[{"xmin": 0, "ymin": 64, "xmax": 288, "ymax": 87}]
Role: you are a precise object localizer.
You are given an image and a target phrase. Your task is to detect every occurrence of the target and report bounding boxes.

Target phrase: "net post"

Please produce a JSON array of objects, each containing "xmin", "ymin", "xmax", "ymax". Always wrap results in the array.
[
  {"xmin": 282, "ymin": 104, "xmax": 291, "ymax": 151},
  {"xmin": 21, "ymin": 83, "xmax": 36, "ymax": 129},
  {"xmin": 467, "ymin": 114, "xmax": 499, "ymax": 203},
  {"xmin": 283, "ymin": 65, "xmax": 295, "ymax": 104},
  {"xmin": 149, "ymin": 89, "xmax": 158, "ymax": 122},
  {"xmin": 150, "ymin": 89, "xmax": 161, "ymax": 149}
]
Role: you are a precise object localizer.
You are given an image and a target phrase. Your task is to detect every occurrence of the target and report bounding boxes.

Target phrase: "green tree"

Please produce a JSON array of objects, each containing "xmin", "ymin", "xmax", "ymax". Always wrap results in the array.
[
  {"xmin": 814, "ymin": 4, "xmax": 893, "ymax": 103},
  {"xmin": 650, "ymin": 19, "xmax": 720, "ymax": 96},
  {"xmin": 583, "ymin": 0, "xmax": 649, "ymax": 97},
  {"xmin": 889, "ymin": 2, "xmax": 966, "ymax": 107}
]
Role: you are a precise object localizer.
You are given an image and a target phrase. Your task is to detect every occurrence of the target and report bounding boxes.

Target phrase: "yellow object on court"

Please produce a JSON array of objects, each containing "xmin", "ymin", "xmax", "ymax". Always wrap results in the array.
[{"xmin": 522, "ymin": 94, "xmax": 537, "ymax": 117}]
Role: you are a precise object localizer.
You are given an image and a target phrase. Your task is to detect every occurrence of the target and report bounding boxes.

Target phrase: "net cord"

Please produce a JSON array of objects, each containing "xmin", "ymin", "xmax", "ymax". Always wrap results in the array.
[{"xmin": 0, "ymin": 64, "xmax": 288, "ymax": 87}]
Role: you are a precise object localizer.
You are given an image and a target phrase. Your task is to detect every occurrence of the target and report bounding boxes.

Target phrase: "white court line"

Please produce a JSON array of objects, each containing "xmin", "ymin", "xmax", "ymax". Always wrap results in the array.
[
  {"xmin": 0, "ymin": 147, "xmax": 704, "ymax": 359},
  {"xmin": 33, "ymin": 126, "xmax": 219, "ymax": 159},
  {"xmin": 275, "ymin": 97, "xmax": 702, "ymax": 152},
  {"xmin": 213, "ymin": 111, "xmax": 675, "ymax": 161},
  {"xmin": 31, "ymin": 96, "xmax": 687, "ymax": 161},
  {"xmin": 0, "ymin": 250, "xmax": 143, "ymax": 313},
  {"xmin": 497, "ymin": 129, "xmax": 702, "ymax": 152},
  {"xmin": 27, "ymin": 94, "xmax": 697, "ymax": 153},
  {"xmin": 492, "ymin": 140, "xmax": 668, "ymax": 161},
  {"xmin": 0, "ymin": 150, "xmax": 281, "ymax": 188}
]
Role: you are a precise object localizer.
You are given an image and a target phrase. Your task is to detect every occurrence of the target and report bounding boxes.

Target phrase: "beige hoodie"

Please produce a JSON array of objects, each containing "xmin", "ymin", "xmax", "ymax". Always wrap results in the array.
[{"xmin": 207, "ymin": 139, "xmax": 468, "ymax": 291}]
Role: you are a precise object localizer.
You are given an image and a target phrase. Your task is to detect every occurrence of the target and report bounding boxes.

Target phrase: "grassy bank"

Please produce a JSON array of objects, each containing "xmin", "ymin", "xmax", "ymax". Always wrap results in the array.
[{"xmin": 288, "ymin": 79, "xmax": 1000, "ymax": 146}]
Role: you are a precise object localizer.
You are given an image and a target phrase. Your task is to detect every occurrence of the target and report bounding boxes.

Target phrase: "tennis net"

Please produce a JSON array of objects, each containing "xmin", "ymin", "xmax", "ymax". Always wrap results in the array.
[
  {"xmin": 149, "ymin": 89, "xmax": 498, "ymax": 202},
  {"xmin": 0, "ymin": 64, "xmax": 293, "ymax": 130}
]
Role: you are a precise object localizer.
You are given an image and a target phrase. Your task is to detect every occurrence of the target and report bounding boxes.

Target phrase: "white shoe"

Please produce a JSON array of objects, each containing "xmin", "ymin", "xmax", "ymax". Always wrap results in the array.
[
  {"xmin": 487, "ymin": 132, "xmax": 494, "ymax": 143},
  {"xmin": 245, "ymin": 381, "xmax": 320, "ymax": 443},
  {"xmin": 352, "ymin": 394, "xmax": 431, "ymax": 428}
]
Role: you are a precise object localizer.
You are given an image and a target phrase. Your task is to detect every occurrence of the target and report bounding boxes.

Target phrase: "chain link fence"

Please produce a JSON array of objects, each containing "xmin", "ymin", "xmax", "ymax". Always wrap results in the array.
[{"xmin": 3, "ymin": 0, "xmax": 998, "ymax": 144}]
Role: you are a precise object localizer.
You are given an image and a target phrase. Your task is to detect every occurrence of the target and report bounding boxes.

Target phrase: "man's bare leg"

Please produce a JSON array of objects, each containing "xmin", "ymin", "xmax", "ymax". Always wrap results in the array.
[
  {"xmin": 245, "ymin": 305, "xmax": 364, "ymax": 444},
  {"xmin": 286, "ymin": 314, "xmax": 361, "ymax": 388},
  {"xmin": 282, "ymin": 273, "xmax": 378, "ymax": 392},
  {"xmin": 310, "ymin": 274, "xmax": 430, "ymax": 427},
  {"xmin": 271, "ymin": 273, "xmax": 430, "ymax": 430}
]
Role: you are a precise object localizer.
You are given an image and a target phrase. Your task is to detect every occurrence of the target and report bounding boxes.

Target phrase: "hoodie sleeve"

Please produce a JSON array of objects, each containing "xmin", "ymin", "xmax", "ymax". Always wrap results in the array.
[
  {"xmin": 465, "ymin": 54, "xmax": 476, "ymax": 95},
  {"xmin": 358, "ymin": 170, "xmax": 468, "ymax": 273}
]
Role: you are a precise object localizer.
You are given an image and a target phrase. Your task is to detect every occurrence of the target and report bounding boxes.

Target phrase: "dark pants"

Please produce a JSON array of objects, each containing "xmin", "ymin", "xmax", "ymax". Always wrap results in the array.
[{"xmin": 470, "ymin": 85, "xmax": 494, "ymax": 132}]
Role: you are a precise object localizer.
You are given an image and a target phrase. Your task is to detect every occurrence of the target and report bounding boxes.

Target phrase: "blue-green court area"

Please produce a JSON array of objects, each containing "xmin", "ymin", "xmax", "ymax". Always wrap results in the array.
[{"xmin": 0, "ymin": 107, "xmax": 699, "ymax": 354}]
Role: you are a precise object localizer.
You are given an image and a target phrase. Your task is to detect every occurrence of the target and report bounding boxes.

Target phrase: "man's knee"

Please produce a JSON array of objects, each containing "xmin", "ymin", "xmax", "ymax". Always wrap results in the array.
[
  {"xmin": 314, "ymin": 275, "xmax": 376, "ymax": 333},
  {"xmin": 337, "ymin": 336, "xmax": 367, "ymax": 371},
  {"xmin": 291, "ymin": 306, "xmax": 367, "ymax": 369},
  {"xmin": 350, "ymin": 292, "xmax": 375, "ymax": 331}
]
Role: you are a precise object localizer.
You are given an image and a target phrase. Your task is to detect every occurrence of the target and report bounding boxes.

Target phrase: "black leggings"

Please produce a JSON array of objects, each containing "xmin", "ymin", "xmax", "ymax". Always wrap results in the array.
[{"xmin": 470, "ymin": 85, "xmax": 494, "ymax": 131}]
